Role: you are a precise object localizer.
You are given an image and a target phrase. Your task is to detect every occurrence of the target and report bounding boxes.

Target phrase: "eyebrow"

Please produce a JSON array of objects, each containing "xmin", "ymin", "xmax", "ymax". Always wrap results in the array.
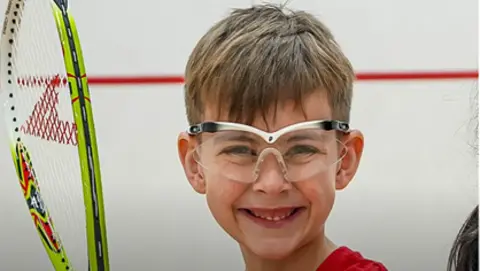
[
  {"xmin": 286, "ymin": 132, "xmax": 329, "ymax": 143},
  {"xmin": 213, "ymin": 133, "xmax": 257, "ymax": 144}
]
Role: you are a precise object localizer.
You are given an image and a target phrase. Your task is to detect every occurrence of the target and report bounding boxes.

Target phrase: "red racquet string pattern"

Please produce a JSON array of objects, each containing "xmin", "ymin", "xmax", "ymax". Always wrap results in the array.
[{"xmin": 19, "ymin": 75, "xmax": 77, "ymax": 146}]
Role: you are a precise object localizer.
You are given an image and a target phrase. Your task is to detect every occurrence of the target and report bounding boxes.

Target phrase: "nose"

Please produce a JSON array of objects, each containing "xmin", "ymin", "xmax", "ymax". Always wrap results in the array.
[{"xmin": 252, "ymin": 155, "xmax": 292, "ymax": 194}]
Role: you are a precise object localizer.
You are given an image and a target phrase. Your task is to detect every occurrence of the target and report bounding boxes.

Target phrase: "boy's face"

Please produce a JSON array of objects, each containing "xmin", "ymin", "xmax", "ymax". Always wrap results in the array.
[{"xmin": 178, "ymin": 91, "xmax": 364, "ymax": 259}]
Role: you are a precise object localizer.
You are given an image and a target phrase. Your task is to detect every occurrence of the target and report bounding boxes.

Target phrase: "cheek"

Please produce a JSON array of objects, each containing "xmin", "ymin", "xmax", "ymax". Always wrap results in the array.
[
  {"xmin": 303, "ymin": 169, "xmax": 336, "ymax": 198},
  {"xmin": 204, "ymin": 174, "xmax": 247, "ymax": 231},
  {"xmin": 298, "ymin": 172, "xmax": 336, "ymax": 222},
  {"xmin": 301, "ymin": 180, "xmax": 335, "ymax": 207}
]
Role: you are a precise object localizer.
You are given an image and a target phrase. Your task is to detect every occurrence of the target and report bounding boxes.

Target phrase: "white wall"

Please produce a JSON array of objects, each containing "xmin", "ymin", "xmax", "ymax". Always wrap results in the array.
[{"xmin": 0, "ymin": 0, "xmax": 478, "ymax": 270}]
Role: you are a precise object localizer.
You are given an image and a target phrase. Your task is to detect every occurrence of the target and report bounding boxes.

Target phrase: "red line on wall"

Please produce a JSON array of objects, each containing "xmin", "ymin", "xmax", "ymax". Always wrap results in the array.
[
  {"xmin": 86, "ymin": 70, "xmax": 478, "ymax": 85},
  {"xmin": 88, "ymin": 75, "xmax": 185, "ymax": 85},
  {"xmin": 355, "ymin": 71, "xmax": 478, "ymax": 81}
]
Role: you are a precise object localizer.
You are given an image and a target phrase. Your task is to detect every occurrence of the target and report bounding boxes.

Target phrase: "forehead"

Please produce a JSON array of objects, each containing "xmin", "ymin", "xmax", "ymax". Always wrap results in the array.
[{"xmin": 203, "ymin": 91, "xmax": 332, "ymax": 132}]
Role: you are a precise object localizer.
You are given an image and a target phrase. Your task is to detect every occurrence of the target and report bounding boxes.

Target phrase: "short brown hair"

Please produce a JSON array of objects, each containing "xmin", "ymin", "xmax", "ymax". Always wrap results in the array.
[{"xmin": 184, "ymin": 3, "xmax": 355, "ymax": 126}]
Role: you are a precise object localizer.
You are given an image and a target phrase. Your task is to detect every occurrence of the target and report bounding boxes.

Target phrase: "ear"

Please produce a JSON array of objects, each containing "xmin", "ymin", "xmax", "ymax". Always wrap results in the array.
[
  {"xmin": 335, "ymin": 130, "xmax": 364, "ymax": 190},
  {"xmin": 178, "ymin": 132, "xmax": 206, "ymax": 194}
]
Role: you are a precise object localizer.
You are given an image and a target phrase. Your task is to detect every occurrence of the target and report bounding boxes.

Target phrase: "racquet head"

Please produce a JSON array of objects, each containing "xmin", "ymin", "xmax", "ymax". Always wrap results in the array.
[{"xmin": 0, "ymin": 0, "xmax": 110, "ymax": 270}]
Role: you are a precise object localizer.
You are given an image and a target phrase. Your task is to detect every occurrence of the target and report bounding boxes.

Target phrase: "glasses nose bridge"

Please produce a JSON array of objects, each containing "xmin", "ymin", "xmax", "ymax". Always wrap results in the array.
[{"xmin": 252, "ymin": 147, "xmax": 288, "ymax": 182}]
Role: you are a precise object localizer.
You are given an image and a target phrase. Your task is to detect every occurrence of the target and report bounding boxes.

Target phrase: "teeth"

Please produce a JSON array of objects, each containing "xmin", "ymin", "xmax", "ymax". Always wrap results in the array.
[{"xmin": 251, "ymin": 209, "xmax": 294, "ymax": 221}]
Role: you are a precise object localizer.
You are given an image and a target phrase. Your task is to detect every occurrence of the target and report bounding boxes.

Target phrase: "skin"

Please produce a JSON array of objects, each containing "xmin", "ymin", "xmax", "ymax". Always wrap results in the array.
[{"xmin": 178, "ymin": 91, "xmax": 365, "ymax": 271}]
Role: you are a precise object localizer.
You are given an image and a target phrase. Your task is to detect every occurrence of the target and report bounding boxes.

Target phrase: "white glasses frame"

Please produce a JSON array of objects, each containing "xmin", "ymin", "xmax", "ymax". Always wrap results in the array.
[{"xmin": 187, "ymin": 120, "xmax": 350, "ymax": 142}]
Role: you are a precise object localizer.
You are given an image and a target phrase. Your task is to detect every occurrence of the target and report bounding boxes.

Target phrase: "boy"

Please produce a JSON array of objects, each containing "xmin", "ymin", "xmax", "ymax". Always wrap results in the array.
[{"xmin": 177, "ymin": 3, "xmax": 388, "ymax": 271}]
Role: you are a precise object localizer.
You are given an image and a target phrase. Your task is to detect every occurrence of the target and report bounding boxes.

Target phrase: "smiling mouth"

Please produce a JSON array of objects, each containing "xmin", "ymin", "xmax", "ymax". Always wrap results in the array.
[{"xmin": 239, "ymin": 207, "xmax": 304, "ymax": 222}]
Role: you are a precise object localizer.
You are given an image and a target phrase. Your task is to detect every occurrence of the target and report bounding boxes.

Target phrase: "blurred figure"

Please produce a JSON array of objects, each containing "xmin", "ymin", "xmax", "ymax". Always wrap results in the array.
[
  {"xmin": 447, "ymin": 89, "xmax": 478, "ymax": 271},
  {"xmin": 447, "ymin": 205, "xmax": 478, "ymax": 271}
]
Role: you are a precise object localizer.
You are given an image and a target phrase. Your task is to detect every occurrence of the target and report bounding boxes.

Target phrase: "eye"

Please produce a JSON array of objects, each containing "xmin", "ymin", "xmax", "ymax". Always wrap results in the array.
[
  {"xmin": 220, "ymin": 146, "xmax": 256, "ymax": 156},
  {"xmin": 285, "ymin": 145, "xmax": 320, "ymax": 157}
]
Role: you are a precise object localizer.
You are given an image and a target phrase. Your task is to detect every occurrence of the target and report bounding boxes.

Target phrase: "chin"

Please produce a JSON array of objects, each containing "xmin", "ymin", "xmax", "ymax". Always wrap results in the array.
[{"xmin": 243, "ymin": 238, "xmax": 299, "ymax": 260}]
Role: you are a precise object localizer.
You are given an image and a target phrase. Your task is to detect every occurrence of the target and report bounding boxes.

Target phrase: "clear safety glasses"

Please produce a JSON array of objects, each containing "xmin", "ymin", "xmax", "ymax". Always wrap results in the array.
[{"xmin": 187, "ymin": 120, "xmax": 350, "ymax": 183}]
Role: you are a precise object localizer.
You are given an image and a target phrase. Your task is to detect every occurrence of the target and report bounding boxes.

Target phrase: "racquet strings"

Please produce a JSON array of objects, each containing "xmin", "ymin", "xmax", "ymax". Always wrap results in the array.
[{"xmin": 8, "ymin": 1, "xmax": 88, "ymax": 270}]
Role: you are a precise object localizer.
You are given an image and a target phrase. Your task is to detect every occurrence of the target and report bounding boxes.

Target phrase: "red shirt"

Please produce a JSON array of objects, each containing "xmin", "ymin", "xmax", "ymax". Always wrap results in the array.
[{"xmin": 316, "ymin": 246, "xmax": 388, "ymax": 271}]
